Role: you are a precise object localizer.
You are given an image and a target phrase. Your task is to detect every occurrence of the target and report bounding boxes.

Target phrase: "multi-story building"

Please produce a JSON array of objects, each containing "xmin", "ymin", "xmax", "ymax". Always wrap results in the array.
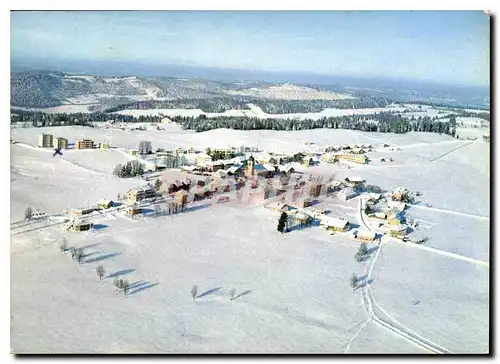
[
  {"xmin": 76, "ymin": 139, "xmax": 95, "ymax": 149},
  {"xmin": 55, "ymin": 137, "xmax": 69, "ymax": 150},
  {"xmin": 38, "ymin": 134, "xmax": 53, "ymax": 148}
]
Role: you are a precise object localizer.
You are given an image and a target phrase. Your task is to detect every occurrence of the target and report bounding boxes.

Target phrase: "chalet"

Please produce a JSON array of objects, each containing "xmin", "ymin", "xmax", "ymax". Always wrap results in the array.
[
  {"xmin": 126, "ymin": 187, "xmax": 157, "ymax": 203},
  {"xmin": 372, "ymin": 211, "xmax": 389, "ymax": 220},
  {"xmin": 187, "ymin": 147, "xmax": 197, "ymax": 154},
  {"xmin": 344, "ymin": 176, "xmax": 366, "ymax": 188},
  {"xmin": 129, "ymin": 149, "xmax": 140, "ymax": 157},
  {"xmin": 483, "ymin": 133, "xmax": 490, "ymax": 142},
  {"xmin": 278, "ymin": 164, "xmax": 295, "ymax": 176},
  {"xmin": 355, "ymin": 230, "xmax": 376, "ymax": 242},
  {"xmin": 97, "ymin": 200, "xmax": 114, "ymax": 209},
  {"xmin": 302, "ymin": 157, "xmax": 314, "ymax": 167},
  {"xmin": 328, "ymin": 180, "xmax": 345, "ymax": 192},
  {"xmin": 295, "ymin": 197, "xmax": 313, "ymax": 208},
  {"xmin": 176, "ymin": 148, "xmax": 186, "ymax": 155},
  {"xmin": 388, "ymin": 200, "xmax": 406, "ymax": 212},
  {"xmin": 321, "ymin": 216, "xmax": 350, "ymax": 232},
  {"xmin": 125, "ymin": 205, "xmax": 142, "ymax": 215},
  {"xmin": 337, "ymin": 187, "xmax": 357, "ymax": 201},
  {"xmin": 227, "ymin": 165, "xmax": 242, "ymax": 175}
]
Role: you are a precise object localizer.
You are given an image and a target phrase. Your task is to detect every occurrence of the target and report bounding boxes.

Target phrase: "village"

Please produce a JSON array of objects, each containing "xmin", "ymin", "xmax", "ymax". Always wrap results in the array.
[{"xmin": 20, "ymin": 132, "xmax": 427, "ymax": 249}]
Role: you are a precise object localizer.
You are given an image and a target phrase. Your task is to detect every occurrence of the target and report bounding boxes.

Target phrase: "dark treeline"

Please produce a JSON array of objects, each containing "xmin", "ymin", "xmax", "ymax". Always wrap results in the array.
[
  {"xmin": 250, "ymin": 97, "xmax": 393, "ymax": 114},
  {"xmin": 10, "ymin": 109, "xmax": 164, "ymax": 126},
  {"xmin": 102, "ymin": 96, "xmax": 394, "ymax": 114},
  {"xmin": 171, "ymin": 112, "xmax": 457, "ymax": 136},
  {"xmin": 103, "ymin": 97, "xmax": 252, "ymax": 113},
  {"xmin": 404, "ymin": 100, "xmax": 490, "ymax": 112}
]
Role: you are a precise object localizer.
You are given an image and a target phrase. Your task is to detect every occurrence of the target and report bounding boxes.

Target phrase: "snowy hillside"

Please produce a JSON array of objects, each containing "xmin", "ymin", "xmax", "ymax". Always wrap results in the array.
[{"xmin": 10, "ymin": 125, "xmax": 490, "ymax": 353}]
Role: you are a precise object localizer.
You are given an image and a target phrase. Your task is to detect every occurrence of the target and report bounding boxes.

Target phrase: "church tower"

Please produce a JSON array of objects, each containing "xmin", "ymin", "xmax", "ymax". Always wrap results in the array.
[{"xmin": 246, "ymin": 155, "xmax": 255, "ymax": 178}]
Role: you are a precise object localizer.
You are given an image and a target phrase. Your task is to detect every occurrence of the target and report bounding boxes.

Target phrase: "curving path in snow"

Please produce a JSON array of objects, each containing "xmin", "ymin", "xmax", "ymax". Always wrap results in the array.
[{"xmin": 350, "ymin": 198, "xmax": 452, "ymax": 354}]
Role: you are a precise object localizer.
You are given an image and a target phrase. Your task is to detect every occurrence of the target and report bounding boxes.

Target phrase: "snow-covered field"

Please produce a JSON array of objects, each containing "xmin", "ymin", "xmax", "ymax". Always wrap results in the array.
[
  {"xmin": 226, "ymin": 84, "xmax": 356, "ymax": 100},
  {"xmin": 10, "ymin": 125, "xmax": 490, "ymax": 353}
]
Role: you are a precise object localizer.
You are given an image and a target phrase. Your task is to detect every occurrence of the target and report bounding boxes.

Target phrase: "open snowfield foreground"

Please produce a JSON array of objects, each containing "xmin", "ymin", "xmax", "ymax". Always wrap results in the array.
[{"xmin": 10, "ymin": 125, "xmax": 490, "ymax": 353}]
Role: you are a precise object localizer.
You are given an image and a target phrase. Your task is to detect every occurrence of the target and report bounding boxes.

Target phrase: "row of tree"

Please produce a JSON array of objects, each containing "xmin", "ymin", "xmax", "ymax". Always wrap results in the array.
[
  {"xmin": 10, "ymin": 109, "xmax": 164, "ymax": 126},
  {"xmin": 103, "ymin": 97, "xmax": 252, "ymax": 113},
  {"xmin": 102, "ymin": 96, "xmax": 394, "ymax": 114},
  {"xmin": 172, "ymin": 112, "xmax": 458, "ymax": 136}
]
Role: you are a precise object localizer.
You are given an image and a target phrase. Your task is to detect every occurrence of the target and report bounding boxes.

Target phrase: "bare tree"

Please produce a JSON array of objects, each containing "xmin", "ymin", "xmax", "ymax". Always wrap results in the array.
[
  {"xmin": 24, "ymin": 207, "xmax": 33, "ymax": 221},
  {"xmin": 74, "ymin": 248, "xmax": 84, "ymax": 264},
  {"xmin": 96, "ymin": 265, "xmax": 105, "ymax": 280},
  {"xmin": 191, "ymin": 285, "xmax": 198, "ymax": 300},
  {"xmin": 122, "ymin": 280, "xmax": 129, "ymax": 296},
  {"xmin": 59, "ymin": 237, "xmax": 68, "ymax": 252},
  {"xmin": 350, "ymin": 273, "xmax": 358, "ymax": 291}
]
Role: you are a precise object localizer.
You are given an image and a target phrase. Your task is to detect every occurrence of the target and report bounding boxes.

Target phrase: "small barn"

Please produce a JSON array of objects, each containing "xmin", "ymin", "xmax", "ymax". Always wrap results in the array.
[
  {"xmin": 67, "ymin": 220, "xmax": 92, "ymax": 232},
  {"xmin": 125, "ymin": 205, "xmax": 142, "ymax": 215},
  {"xmin": 321, "ymin": 216, "xmax": 350, "ymax": 232},
  {"xmin": 355, "ymin": 230, "xmax": 376, "ymax": 242}
]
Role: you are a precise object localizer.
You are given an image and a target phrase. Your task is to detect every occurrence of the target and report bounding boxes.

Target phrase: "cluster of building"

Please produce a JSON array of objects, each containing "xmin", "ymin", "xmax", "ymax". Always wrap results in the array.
[{"xmin": 37, "ymin": 133, "xmax": 110, "ymax": 150}]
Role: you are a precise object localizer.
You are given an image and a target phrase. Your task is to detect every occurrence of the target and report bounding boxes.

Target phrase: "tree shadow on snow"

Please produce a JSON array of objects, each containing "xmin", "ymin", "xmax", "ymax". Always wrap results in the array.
[
  {"xmin": 233, "ymin": 290, "xmax": 252, "ymax": 300},
  {"xmin": 81, "ymin": 242, "xmax": 101, "ymax": 250},
  {"xmin": 105, "ymin": 268, "xmax": 135, "ymax": 279},
  {"xmin": 93, "ymin": 224, "xmax": 108, "ymax": 230},
  {"xmin": 81, "ymin": 251, "xmax": 100, "ymax": 259},
  {"xmin": 196, "ymin": 286, "xmax": 223, "ymax": 299},
  {"xmin": 186, "ymin": 203, "xmax": 212, "ymax": 213},
  {"xmin": 128, "ymin": 282, "xmax": 159, "ymax": 295},
  {"xmin": 366, "ymin": 245, "xmax": 379, "ymax": 255},
  {"xmin": 85, "ymin": 252, "xmax": 121, "ymax": 264}
]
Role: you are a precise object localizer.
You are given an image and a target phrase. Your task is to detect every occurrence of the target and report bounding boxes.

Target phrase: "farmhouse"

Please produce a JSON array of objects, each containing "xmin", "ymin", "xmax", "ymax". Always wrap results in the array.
[
  {"xmin": 126, "ymin": 187, "xmax": 156, "ymax": 203},
  {"xmin": 355, "ymin": 230, "xmax": 376, "ymax": 242},
  {"xmin": 71, "ymin": 207, "xmax": 96, "ymax": 216},
  {"xmin": 337, "ymin": 187, "xmax": 357, "ymax": 201},
  {"xmin": 321, "ymin": 216, "xmax": 350, "ymax": 232}
]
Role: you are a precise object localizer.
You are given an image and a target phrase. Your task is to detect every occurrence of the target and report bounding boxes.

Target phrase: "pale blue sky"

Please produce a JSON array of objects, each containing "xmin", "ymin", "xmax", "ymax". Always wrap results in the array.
[{"xmin": 11, "ymin": 11, "xmax": 490, "ymax": 86}]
